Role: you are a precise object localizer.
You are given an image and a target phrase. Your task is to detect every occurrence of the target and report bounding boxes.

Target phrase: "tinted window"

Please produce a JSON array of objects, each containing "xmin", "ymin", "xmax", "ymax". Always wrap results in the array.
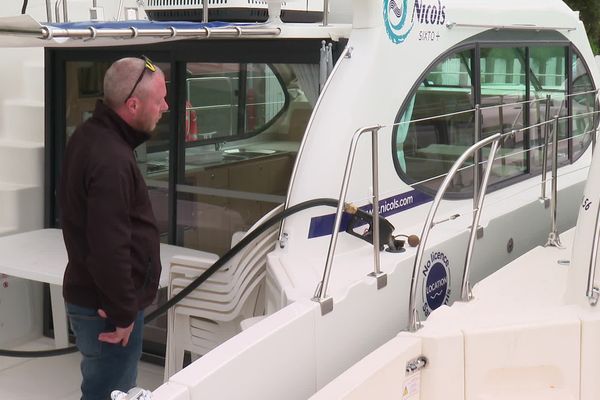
[
  {"xmin": 393, "ymin": 44, "xmax": 595, "ymax": 196},
  {"xmin": 480, "ymin": 47, "xmax": 527, "ymax": 183},
  {"xmin": 571, "ymin": 52, "xmax": 596, "ymax": 161},
  {"xmin": 394, "ymin": 50, "xmax": 475, "ymax": 194},
  {"xmin": 529, "ymin": 46, "xmax": 567, "ymax": 173}
]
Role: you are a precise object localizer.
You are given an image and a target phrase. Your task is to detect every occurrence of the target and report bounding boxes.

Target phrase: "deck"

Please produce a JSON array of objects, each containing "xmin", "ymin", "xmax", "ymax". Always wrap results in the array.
[{"xmin": 0, "ymin": 337, "xmax": 164, "ymax": 399}]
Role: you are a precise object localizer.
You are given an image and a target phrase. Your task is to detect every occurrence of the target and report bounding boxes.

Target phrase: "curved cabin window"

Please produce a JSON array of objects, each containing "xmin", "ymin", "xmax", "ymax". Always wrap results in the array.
[
  {"xmin": 184, "ymin": 63, "xmax": 287, "ymax": 143},
  {"xmin": 529, "ymin": 46, "xmax": 567, "ymax": 173},
  {"xmin": 479, "ymin": 47, "xmax": 527, "ymax": 185},
  {"xmin": 571, "ymin": 52, "xmax": 596, "ymax": 161},
  {"xmin": 394, "ymin": 44, "xmax": 595, "ymax": 196},
  {"xmin": 394, "ymin": 49, "xmax": 475, "ymax": 195}
]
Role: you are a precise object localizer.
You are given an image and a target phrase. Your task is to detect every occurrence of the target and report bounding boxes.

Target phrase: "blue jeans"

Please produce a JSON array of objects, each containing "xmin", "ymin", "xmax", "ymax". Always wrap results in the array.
[{"xmin": 66, "ymin": 303, "xmax": 144, "ymax": 400}]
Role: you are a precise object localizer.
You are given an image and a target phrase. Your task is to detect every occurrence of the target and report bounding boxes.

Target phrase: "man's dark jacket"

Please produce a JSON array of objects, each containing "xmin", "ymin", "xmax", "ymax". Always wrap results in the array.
[{"xmin": 59, "ymin": 100, "xmax": 161, "ymax": 327}]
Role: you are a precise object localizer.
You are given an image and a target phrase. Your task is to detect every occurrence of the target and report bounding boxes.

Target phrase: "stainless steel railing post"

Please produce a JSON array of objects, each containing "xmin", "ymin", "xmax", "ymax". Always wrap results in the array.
[
  {"xmin": 203, "ymin": 0, "xmax": 209, "ymax": 23},
  {"xmin": 461, "ymin": 137, "xmax": 501, "ymax": 301},
  {"xmin": 62, "ymin": 0, "xmax": 69, "ymax": 22},
  {"xmin": 323, "ymin": 0, "xmax": 329, "ymax": 26},
  {"xmin": 46, "ymin": 0, "xmax": 53, "ymax": 22},
  {"xmin": 473, "ymin": 105, "xmax": 481, "ymax": 209},
  {"xmin": 312, "ymin": 126, "xmax": 382, "ymax": 315},
  {"xmin": 408, "ymin": 133, "xmax": 501, "ymax": 331},
  {"xmin": 54, "ymin": 0, "xmax": 62, "ymax": 22},
  {"xmin": 368, "ymin": 128, "xmax": 387, "ymax": 289},
  {"xmin": 586, "ymin": 203, "xmax": 600, "ymax": 305},
  {"xmin": 594, "ymin": 91, "xmax": 599, "ymax": 153},
  {"xmin": 540, "ymin": 95, "xmax": 551, "ymax": 206},
  {"xmin": 371, "ymin": 130, "xmax": 381, "ymax": 273},
  {"xmin": 116, "ymin": 0, "xmax": 124, "ymax": 21},
  {"xmin": 545, "ymin": 115, "xmax": 562, "ymax": 247}
]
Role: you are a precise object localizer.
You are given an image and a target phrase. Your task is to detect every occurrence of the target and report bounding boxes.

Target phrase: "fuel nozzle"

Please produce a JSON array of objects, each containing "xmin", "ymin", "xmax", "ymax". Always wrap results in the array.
[
  {"xmin": 343, "ymin": 203, "xmax": 420, "ymax": 253},
  {"xmin": 344, "ymin": 203, "xmax": 395, "ymax": 251}
]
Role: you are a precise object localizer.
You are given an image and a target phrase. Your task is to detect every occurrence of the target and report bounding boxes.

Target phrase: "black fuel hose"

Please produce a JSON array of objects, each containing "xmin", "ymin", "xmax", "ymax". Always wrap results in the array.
[{"xmin": 0, "ymin": 198, "xmax": 340, "ymax": 358}]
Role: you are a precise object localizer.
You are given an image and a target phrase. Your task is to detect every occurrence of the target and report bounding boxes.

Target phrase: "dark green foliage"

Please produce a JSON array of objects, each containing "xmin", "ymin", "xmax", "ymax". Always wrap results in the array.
[{"xmin": 564, "ymin": 0, "xmax": 600, "ymax": 54}]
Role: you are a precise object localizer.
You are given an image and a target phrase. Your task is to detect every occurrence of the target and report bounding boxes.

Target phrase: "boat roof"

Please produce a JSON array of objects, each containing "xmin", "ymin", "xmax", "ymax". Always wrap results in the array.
[{"xmin": 0, "ymin": 15, "xmax": 351, "ymax": 48}]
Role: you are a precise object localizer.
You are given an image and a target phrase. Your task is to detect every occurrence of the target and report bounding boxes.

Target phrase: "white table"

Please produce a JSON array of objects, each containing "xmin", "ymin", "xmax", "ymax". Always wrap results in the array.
[{"xmin": 0, "ymin": 229, "xmax": 218, "ymax": 348}]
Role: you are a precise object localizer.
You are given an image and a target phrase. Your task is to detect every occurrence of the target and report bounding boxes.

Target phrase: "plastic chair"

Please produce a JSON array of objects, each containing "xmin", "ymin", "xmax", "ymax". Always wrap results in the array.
[{"xmin": 164, "ymin": 204, "xmax": 282, "ymax": 379}]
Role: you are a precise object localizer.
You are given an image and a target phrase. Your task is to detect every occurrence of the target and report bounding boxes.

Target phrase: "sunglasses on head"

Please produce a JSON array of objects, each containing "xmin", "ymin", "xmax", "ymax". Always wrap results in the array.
[{"xmin": 124, "ymin": 55, "xmax": 156, "ymax": 103}]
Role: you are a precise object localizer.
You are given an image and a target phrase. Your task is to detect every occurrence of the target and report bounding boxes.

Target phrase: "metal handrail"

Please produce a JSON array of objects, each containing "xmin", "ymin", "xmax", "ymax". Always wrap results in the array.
[
  {"xmin": 446, "ymin": 22, "xmax": 577, "ymax": 32},
  {"xmin": 545, "ymin": 115, "xmax": 562, "ymax": 247},
  {"xmin": 45, "ymin": 0, "xmax": 53, "ymax": 22},
  {"xmin": 54, "ymin": 0, "xmax": 62, "ymax": 23},
  {"xmin": 37, "ymin": 25, "xmax": 281, "ymax": 40},
  {"xmin": 279, "ymin": 45, "xmax": 352, "ymax": 247},
  {"xmin": 408, "ymin": 132, "xmax": 502, "ymax": 332},
  {"xmin": 323, "ymin": 0, "xmax": 330, "ymax": 26},
  {"xmin": 312, "ymin": 125, "xmax": 385, "ymax": 315},
  {"xmin": 389, "ymin": 88, "xmax": 600, "ymax": 131},
  {"xmin": 586, "ymin": 202, "xmax": 600, "ymax": 306},
  {"xmin": 461, "ymin": 137, "xmax": 501, "ymax": 300},
  {"xmin": 117, "ymin": 0, "xmax": 124, "ymax": 21},
  {"xmin": 540, "ymin": 95, "xmax": 552, "ymax": 203}
]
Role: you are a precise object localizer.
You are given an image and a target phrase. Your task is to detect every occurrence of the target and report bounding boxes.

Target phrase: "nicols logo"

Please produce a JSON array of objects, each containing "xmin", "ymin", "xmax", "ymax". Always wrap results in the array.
[
  {"xmin": 422, "ymin": 251, "xmax": 451, "ymax": 317},
  {"xmin": 384, "ymin": 0, "xmax": 447, "ymax": 44}
]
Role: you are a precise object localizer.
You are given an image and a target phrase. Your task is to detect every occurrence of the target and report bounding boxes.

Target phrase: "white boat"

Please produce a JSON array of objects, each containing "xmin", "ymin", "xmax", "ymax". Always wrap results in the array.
[
  {"xmin": 312, "ymin": 66, "xmax": 600, "ymax": 400},
  {"xmin": 0, "ymin": 0, "xmax": 597, "ymax": 399}
]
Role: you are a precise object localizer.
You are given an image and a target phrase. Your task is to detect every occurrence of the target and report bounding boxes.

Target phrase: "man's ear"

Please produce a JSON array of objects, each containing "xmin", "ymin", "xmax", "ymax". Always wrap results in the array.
[{"xmin": 127, "ymin": 97, "xmax": 137, "ymax": 111}]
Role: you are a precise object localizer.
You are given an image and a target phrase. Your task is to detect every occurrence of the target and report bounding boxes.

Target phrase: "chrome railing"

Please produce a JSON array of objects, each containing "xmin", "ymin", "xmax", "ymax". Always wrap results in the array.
[
  {"xmin": 586, "ymin": 202, "xmax": 600, "ymax": 306},
  {"xmin": 408, "ymin": 133, "xmax": 502, "ymax": 331},
  {"xmin": 46, "ymin": 0, "xmax": 53, "ymax": 22},
  {"xmin": 545, "ymin": 114, "xmax": 562, "ymax": 247},
  {"xmin": 312, "ymin": 125, "xmax": 387, "ymax": 315},
  {"xmin": 540, "ymin": 95, "xmax": 552, "ymax": 205},
  {"xmin": 309, "ymin": 89, "xmax": 599, "ymax": 319}
]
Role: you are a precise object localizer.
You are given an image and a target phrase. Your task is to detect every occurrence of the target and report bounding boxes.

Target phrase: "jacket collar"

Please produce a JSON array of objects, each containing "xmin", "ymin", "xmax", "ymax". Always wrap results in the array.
[{"xmin": 93, "ymin": 100, "xmax": 151, "ymax": 149}]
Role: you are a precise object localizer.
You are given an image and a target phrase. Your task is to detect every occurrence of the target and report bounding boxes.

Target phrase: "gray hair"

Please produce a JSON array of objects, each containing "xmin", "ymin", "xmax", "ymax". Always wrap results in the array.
[{"xmin": 103, "ymin": 57, "xmax": 163, "ymax": 108}]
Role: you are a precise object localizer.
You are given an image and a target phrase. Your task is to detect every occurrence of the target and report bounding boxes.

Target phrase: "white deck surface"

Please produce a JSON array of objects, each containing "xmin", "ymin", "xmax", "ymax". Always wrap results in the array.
[{"xmin": 0, "ymin": 337, "xmax": 164, "ymax": 400}]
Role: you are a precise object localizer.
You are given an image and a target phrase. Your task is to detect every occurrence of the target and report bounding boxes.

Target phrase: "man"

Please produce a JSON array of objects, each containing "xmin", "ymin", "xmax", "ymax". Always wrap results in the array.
[{"xmin": 59, "ymin": 56, "xmax": 168, "ymax": 400}]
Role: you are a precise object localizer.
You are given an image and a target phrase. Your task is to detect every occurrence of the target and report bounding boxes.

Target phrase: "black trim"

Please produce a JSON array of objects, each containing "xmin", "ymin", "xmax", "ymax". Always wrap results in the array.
[
  {"xmin": 170, "ymin": 58, "xmax": 183, "ymax": 245},
  {"xmin": 43, "ymin": 48, "xmax": 54, "ymax": 228},
  {"xmin": 238, "ymin": 64, "xmax": 248, "ymax": 135},
  {"xmin": 146, "ymin": 8, "xmax": 323, "ymax": 24}
]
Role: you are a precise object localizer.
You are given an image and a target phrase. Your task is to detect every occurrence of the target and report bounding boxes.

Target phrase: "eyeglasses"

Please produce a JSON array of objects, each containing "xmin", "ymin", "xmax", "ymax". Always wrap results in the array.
[{"xmin": 123, "ymin": 55, "xmax": 156, "ymax": 103}]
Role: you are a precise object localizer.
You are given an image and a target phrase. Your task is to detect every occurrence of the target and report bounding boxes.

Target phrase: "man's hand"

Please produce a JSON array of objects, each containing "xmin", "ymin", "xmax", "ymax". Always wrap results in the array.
[{"xmin": 97, "ymin": 309, "xmax": 134, "ymax": 346}]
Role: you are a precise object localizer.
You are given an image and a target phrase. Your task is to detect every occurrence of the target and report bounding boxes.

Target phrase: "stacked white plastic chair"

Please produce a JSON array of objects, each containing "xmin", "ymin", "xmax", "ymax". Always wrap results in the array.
[{"xmin": 164, "ymin": 204, "xmax": 282, "ymax": 378}]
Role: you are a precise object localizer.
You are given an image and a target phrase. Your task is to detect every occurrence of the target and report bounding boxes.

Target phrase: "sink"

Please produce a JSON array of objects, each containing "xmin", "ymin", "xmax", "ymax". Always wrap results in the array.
[
  {"xmin": 146, "ymin": 161, "xmax": 168, "ymax": 173},
  {"xmin": 224, "ymin": 148, "xmax": 276, "ymax": 156},
  {"xmin": 222, "ymin": 148, "xmax": 278, "ymax": 160},
  {"xmin": 186, "ymin": 149, "xmax": 274, "ymax": 164}
]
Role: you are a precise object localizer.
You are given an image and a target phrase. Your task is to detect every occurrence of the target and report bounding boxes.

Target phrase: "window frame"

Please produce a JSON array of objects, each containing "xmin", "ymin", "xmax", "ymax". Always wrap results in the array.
[
  {"xmin": 181, "ymin": 62, "xmax": 291, "ymax": 150},
  {"xmin": 45, "ymin": 38, "xmax": 348, "ymax": 239},
  {"xmin": 391, "ymin": 34, "xmax": 596, "ymax": 199}
]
